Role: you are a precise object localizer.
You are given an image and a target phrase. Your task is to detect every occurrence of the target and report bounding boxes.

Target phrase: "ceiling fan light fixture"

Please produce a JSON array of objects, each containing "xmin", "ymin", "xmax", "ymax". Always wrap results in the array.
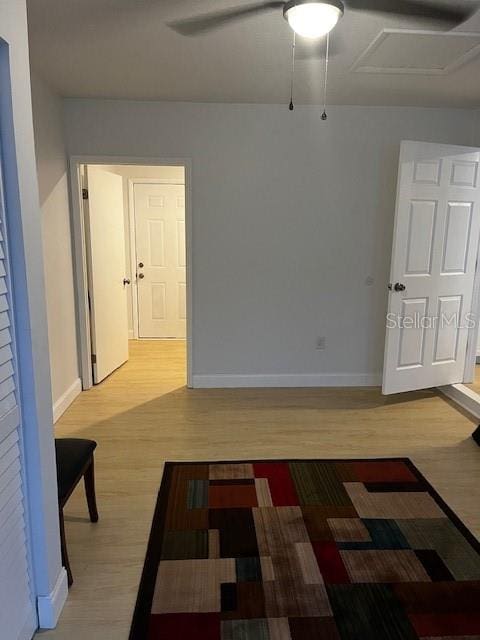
[{"xmin": 284, "ymin": 0, "xmax": 343, "ymax": 39}]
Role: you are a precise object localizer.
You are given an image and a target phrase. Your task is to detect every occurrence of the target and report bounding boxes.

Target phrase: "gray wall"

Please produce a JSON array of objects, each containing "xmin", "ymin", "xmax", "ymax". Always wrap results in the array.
[
  {"xmin": 31, "ymin": 74, "xmax": 80, "ymax": 411},
  {"xmin": 64, "ymin": 100, "xmax": 479, "ymax": 384}
]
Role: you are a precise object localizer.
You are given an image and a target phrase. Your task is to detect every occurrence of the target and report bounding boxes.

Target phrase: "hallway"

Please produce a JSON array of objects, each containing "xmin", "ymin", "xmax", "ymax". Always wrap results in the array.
[{"xmin": 40, "ymin": 340, "xmax": 480, "ymax": 639}]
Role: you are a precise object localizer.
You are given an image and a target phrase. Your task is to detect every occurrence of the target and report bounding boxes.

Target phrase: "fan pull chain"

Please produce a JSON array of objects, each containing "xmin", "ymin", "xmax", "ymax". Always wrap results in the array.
[
  {"xmin": 289, "ymin": 32, "xmax": 296, "ymax": 111},
  {"xmin": 321, "ymin": 32, "xmax": 330, "ymax": 121}
]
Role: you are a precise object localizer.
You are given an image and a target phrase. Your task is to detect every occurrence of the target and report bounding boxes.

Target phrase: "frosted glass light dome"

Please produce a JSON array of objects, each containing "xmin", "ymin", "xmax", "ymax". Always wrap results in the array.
[{"xmin": 284, "ymin": 1, "xmax": 343, "ymax": 39}]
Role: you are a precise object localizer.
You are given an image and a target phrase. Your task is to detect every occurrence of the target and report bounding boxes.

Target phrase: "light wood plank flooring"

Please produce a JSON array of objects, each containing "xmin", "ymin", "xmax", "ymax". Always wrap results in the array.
[
  {"xmin": 466, "ymin": 364, "xmax": 480, "ymax": 395},
  {"xmin": 37, "ymin": 340, "xmax": 480, "ymax": 639}
]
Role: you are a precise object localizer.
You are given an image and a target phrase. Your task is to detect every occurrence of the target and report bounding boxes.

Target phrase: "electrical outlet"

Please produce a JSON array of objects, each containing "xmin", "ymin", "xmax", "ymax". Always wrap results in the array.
[
  {"xmin": 316, "ymin": 336, "xmax": 326, "ymax": 350},
  {"xmin": 365, "ymin": 276, "xmax": 374, "ymax": 286}
]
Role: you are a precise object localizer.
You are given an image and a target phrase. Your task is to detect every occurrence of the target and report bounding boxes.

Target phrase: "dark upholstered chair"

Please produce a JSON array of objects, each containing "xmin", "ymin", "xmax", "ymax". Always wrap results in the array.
[
  {"xmin": 55, "ymin": 438, "xmax": 98, "ymax": 586},
  {"xmin": 473, "ymin": 425, "xmax": 480, "ymax": 446}
]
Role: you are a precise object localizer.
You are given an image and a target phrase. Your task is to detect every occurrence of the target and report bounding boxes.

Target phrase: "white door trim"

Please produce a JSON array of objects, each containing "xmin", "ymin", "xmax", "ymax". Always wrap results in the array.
[
  {"xmin": 0, "ymin": 36, "xmax": 66, "ymax": 627},
  {"xmin": 68, "ymin": 156, "xmax": 193, "ymax": 389},
  {"xmin": 127, "ymin": 179, "xmax": 139, "ymax": 340},
  {"xmin": 462, "ymin": 231, "xmax": 480, "ymax": 384},
  {"xmin": 127, "ymin": 177, "xmax": 185, "ymax": 340}
]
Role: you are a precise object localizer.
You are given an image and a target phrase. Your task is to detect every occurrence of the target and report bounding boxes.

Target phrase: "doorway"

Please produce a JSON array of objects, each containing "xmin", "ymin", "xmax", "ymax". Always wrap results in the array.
[{"xmin": 69, "ymin": 157, "xmax": 192, "ymax": 390}]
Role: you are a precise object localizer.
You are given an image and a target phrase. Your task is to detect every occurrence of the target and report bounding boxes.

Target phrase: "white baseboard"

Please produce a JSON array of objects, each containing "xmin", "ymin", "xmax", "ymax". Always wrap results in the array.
[
  {"xmin": 438, "ymin": 383, "xmax": 480, "ymax": 420},
  {"xmin": 53, "ymin": 378, "xmax": 82, "ymax": 423},
  {"xmin": 37, "ymin": 568, "xmax": 68, "ymax": 629},
  {"xmin": 128, "ymin": 329, "xmax": 135, "ymax": 339},
  {"xmin": 192, "ymin": 373, "xmax": 382, "ymax": 388}
]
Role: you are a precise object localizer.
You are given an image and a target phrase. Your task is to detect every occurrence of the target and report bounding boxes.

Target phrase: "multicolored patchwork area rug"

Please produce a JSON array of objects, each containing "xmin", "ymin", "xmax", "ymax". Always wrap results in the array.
[{"xmin": 130, "ymin": 459, "xmax": 480, "ymax": 639}]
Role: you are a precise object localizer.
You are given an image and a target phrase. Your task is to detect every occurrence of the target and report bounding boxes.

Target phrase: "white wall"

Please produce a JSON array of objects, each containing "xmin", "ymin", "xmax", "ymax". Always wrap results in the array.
[
  {"xmin": 0, "ymin": 0, "xmax": 66, "ymax": 627},
  {"xmin": 474, "ymin": 111, "xmax": 480, "ymax": 359},
  {"xmin": 64, "ymin": 100, "xmax": 479, "ymax": 386},
  {"xmin": 100, "ymin": 164, "xmax": 184, "ymax": 335},
  {"xmin": 31, "ymin": 74, "xmax": 81, "ymax": 419}
]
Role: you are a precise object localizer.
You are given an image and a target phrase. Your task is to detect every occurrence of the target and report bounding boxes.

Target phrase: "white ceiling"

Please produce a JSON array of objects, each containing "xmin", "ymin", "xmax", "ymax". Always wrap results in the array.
[{"xmin": 27, "ymin": 0, "xmax": 480, "ymax": 107}]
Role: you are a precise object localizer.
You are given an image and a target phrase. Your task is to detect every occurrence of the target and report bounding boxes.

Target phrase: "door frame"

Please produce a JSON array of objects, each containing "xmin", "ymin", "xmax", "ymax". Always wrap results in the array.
[
  {"xmin": 127, "ymin": 177, "xmax": 186, "ymax": 340},
  {"xmin": 1, "ymin": 32, "xmax": 67, "ymax": 628},
  {"xmin": 68, "ymin": 156, "xmax": 193, "ymax": 390},
  {"xmin": 462, "ymin": 249, "xmax": 480, "ymax": 384}
]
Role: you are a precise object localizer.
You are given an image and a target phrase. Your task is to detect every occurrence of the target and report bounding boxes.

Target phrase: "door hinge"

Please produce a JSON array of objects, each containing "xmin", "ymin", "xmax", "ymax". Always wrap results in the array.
[
  {"xmin": 82, "ymin": 188, "xmax": 89, "ymax": 200},
  {"xmin": 91, "ymin": 353, "xmax": 97, "ymax": 365}
]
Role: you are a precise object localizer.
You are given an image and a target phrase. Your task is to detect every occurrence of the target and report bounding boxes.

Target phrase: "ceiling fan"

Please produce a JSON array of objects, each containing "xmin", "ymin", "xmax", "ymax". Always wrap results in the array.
[
  {"xmin": 168, "ymin": 1, "xmax": 476, "ymax": 39},
  {"xmin": 168, "ymin": 1, "xmax": 476, "ymax": 116}
]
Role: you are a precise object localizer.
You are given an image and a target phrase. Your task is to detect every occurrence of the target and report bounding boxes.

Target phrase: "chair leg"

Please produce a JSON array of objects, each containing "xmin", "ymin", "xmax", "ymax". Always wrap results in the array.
[
  {"xmin": 84, "ymin": 457, "xmax": 99, "ymax": 523},
  {"xmin": 59, "ymin": 509, "xmax": 73, "ymax": 587}
]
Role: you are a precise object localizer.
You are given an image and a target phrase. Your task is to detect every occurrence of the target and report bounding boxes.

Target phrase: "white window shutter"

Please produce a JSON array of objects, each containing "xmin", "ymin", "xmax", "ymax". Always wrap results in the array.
[{"xmin": 0, "ymin": 142, "xmax": 37, "ymax": 637}]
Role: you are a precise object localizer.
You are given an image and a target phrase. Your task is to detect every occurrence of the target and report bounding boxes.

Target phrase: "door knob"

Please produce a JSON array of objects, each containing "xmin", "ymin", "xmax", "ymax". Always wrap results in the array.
[
  {"xmin": 138, "ymin": 273, "xmax": 145, "ymax": 279},
  {"xmin": 388, "ymin": 282, "xmax": 406, "ymax": 292},
  {"xmin": 123, "ymin": 278, "xmax": 131, "ymax": 286},
  {"xmin": 138, "ymin": 262, "xmax": 144, "ymax": 268}
]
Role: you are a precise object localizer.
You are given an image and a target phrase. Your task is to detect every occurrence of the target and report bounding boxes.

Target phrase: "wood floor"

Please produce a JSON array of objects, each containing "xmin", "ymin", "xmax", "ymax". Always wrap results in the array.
[
  {"xmin": 37, "ymin": 340, "xmax": 480, "ymax": 639},
  {"xmin": 466, "ymin": 364, "xmax": 480, "ymax": 395}
]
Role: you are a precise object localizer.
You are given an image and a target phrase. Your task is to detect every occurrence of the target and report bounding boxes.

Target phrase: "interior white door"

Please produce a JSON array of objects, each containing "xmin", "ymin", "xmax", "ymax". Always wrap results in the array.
[
  {"xmin": 85, "ymin": 166, "xmax": 129, "ymax": 383},
  {"xmin": 0, "ymin": 139, "xmax": 37, "ymax": 638},
  {"xmin": 383, "ymin": 141, "xmax": 480, "ymax": 394},
  {"xmin": 133, "ymin": 183, "xmax": 186, "ymax": 338}
]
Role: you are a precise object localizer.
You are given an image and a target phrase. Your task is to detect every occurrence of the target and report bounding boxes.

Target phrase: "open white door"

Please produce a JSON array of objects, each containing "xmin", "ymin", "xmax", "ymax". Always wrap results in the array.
[
  {"xmin": 383, "ymin": 141, "xmax": 480, "ymax": 394},
  {"xmin": 85, "ymin": 166, "xmax": 129, "ymax": 383}
]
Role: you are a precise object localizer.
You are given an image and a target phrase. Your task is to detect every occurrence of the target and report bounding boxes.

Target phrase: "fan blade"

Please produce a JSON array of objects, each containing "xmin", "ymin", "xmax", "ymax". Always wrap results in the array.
[
  {"xmin": 168, "ymin": 1, "xmax": 285, "ymax": 36},
  {"xmin": 345, "ymin": 0, "xmax": 476, "ymax": 24}
]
